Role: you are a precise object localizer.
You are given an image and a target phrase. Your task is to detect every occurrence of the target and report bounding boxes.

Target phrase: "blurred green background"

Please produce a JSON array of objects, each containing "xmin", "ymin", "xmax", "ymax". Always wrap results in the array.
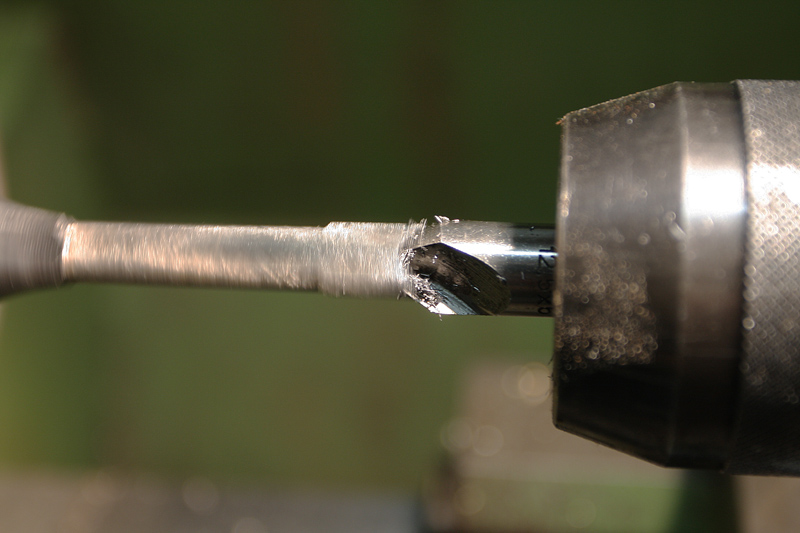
[{"xmin": 0, "ymin": 0, "xmax": 799, "ymax": 493}]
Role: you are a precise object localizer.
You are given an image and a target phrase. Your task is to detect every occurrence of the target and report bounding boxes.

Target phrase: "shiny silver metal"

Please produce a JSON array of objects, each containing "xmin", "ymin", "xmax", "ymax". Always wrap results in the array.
[
  {"xmin": 0, "ymin": 202, "xmax": 554, "ymax": 316},
  {"xmin": 554, "ymin": 82, "xmax": 747, "ymax": 468},
  {"xmin": 409, "ymin": 217, "xmax": 555, "ymax": 316},
  {"xmin": 0, "ymin": 200, "xmax": 425, "ymax": 299},
  {"xmin": 62, "ymin": 220, "xmax": 424, "ymax": 298}
]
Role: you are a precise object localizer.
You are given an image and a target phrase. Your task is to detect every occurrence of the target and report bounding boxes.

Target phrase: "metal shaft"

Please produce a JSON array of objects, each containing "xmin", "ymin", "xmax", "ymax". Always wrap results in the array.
[
  {"xmin": 0, "ymin": 200, "xmax": 555, "ymax": 316},
  {"xmin": 62, "ymin": 221, "xmax": 422, "ymax": 298}
]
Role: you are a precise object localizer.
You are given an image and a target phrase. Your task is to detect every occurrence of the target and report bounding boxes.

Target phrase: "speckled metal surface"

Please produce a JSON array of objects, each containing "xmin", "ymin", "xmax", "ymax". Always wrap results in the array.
[
  {"xmin": 728, "ymin": 80, "xmax": 800, "ymax": 474},
  {"xmin": 553, "ymin": 82, "xmax": 746, "ymax": 468}
]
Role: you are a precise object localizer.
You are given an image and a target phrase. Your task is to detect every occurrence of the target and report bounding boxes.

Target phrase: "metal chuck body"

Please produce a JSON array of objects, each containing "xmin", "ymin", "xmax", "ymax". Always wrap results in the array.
[{"xmin": 554, "ymin": 80, "xmax": 800, "ymax": 475}]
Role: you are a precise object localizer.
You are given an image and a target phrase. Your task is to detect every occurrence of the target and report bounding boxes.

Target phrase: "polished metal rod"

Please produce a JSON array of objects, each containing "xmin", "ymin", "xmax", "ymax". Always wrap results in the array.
[
  {"xmin": 0, "ymin": 199, "xmax": 556, "ymax": 316},
  {"xmin": 62, "ymin": 221, "xmax": 423, "ymax": 298}
]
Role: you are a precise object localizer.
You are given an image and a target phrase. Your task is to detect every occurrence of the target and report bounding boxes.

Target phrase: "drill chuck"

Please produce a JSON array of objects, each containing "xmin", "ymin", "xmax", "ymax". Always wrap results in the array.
[{"xmin": 554, "ymin": 80, "xmax": 800, "ymax": 475}]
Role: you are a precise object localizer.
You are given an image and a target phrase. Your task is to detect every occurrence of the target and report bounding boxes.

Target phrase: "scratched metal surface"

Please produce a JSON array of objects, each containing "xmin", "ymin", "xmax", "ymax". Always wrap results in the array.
[{"xmin": 64, "ymin": 221, "xmax": 422, "ymax": 297}]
